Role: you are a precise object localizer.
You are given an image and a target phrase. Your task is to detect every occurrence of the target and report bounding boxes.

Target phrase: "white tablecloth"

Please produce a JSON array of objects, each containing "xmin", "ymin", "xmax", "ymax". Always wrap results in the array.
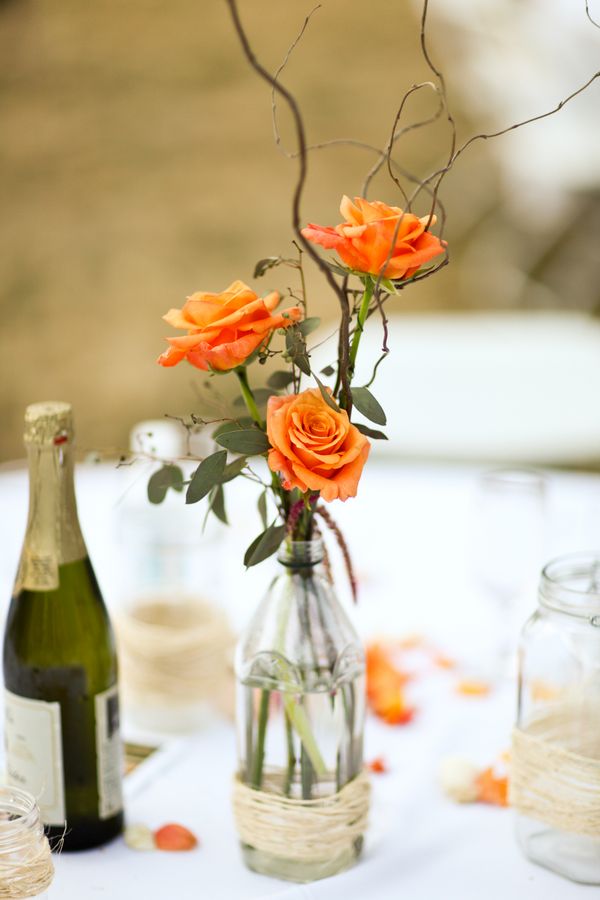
[{"xmin": 1, "ymin": 459, "xmax": 598, "ymax": 899}]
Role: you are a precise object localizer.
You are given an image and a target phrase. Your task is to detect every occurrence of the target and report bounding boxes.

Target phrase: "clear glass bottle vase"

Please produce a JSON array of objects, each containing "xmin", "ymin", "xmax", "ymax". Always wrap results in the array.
[{"xmin": 235, "ymin": 538, "xmax": 366, "ymax": 882}]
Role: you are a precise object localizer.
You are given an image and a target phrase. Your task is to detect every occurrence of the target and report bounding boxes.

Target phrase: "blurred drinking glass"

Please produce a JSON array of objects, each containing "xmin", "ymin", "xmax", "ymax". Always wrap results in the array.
[{"xmin": 471, "ymin": 468, "xmax": 547, "ymax": 679}]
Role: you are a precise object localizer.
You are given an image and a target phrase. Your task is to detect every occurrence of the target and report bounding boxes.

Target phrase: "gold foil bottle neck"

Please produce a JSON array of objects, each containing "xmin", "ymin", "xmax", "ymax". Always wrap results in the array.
[{"xmin": 24, "ymin": 402, "xmax": 74, "ymax": 447}]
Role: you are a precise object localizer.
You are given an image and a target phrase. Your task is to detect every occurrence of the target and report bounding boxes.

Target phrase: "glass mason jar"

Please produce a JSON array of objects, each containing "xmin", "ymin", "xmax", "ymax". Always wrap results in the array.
[
  {"xmin": 0, "ymin": 785, "xmax": 54, "ymax": 898},
  {"xmin": 513, "ymin": 553, "xmax": 600, "ymax": 884},
  {"xmin": 235, "ymin": 539, "xmax": 366, "ymax": 883}
]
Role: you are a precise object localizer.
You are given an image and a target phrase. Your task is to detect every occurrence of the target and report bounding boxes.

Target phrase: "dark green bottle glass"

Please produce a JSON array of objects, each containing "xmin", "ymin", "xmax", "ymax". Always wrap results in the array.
[{"xmin": 3, "ymin": 402, "xmax": 124, "ymax": 851}]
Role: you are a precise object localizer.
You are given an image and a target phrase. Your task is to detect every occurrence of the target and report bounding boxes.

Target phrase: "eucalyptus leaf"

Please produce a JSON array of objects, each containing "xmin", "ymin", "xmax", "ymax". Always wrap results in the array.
[
  {"xmin": 267, "ymin": 370, "xmax": 295, "ymax": 390},
  {"xmin": 212, "ymin": 418, "xmax": 253, "ymax": 440},
  {"xmin": 257, "ymin": 490, "xmax": 268, "ymax": 529},
  {"xmin": 285, "ymin": 326, "xmax": 311, "ymax": 376},
  {"xmin": 209, "ymin": 484, "xmax": 228, "ymax": 524},
  {"xmin": 298, "ymin": 317, "xmax": 320, "ymax": 337},
  {"xmin": 221, "ymin": 456, "xmax": 248, "ymax": 483},
  {"xmin": 244, "ymin": 522, "xmax": 287, "ymax": 568},
  {"xmin": 314, "ymin": 375, "xmax": 340, "ymax": 412},
  {"xmin": 186, "ymin": 450, "xmax": 227, "ymax": 504},
  {"xmin": 354, "ymin": 422, "xmax": 388, "ymax": 440},
  {"xmin": 351, "ymin": 386, "xmax": 387, "ymax": 426},
  {"xmin": 216, "ymin": 428, "xmax": 270, "ymax": 455},
  {"xmin": 147, "ymin": 465, "xmax": 184, "ymax": 504}
]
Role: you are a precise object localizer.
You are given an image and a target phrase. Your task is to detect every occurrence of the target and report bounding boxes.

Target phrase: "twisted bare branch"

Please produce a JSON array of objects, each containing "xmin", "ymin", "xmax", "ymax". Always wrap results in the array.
[{"xmin": 225, "ymin": 0, "xmax": 353, "ymax": 411}]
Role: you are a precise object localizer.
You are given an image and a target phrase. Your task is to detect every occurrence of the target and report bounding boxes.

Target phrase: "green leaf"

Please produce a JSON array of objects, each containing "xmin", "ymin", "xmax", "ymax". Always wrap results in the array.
[
  {"xmin": 209, "ymin": 484, "xmax": 228, "ymax": 524},
  {"xmin": 147, "ymin": 465, "xmax": 184, "ymax": 504},
  {"xmin": 216, "ymin": 428, "xmax": 270, "ymax": 455},
  {"xmin": 314, "ymin": 375, "xmax": 340, "ymax": 412},
  {"xmin": 233, "ymin": 389, "xmax": 272, "ymax": 408},
  {"xmin": 221, "ymin": 456, "xmax": 248, "ymax": 483},
  {"xmin": 351, "ymin": 386, "xmax": 387, "ymax": 426},
  {"xmin": 285, "ymin": 326, "xmax": 311, "ymax": 376},
  {"xmin": 244, "ymin": 523, "xmax": 287, "ymax": 568},
  {"xmin": 186, "ymin": 450, "xmax": 227, "ymax": 504},
  {"xmin": 298, "ymin": 317, "xmax": 320, "ymax": 337},
  {"xmin": 354, "ymin": 422, "xmax": 388, "ymax": 440},
  {"xmin": 212, "ymin": 418, "xmax": 253, "ymax": 440},
  {"xmin": 320, "ymin": 364, "xmax": 335, "ymax": 377},
  {"xmin": 258, "ymin": 490, "xmax": 268, "ymax": 529},
  {"xmin": 267, "ymin": 370, "xmax": 295, "ymax": 390},
  {"xmin": 254, "ymin": 256, "xmax": 298, "ymax": 278}
]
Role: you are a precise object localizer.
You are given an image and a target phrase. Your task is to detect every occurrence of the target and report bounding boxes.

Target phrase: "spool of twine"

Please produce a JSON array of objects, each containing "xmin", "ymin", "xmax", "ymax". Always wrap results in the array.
[
  {"xmin": 0, "ymin": 830, "xmax": 54, "ymax": 899},
  {"xmin": 510, "ymin": 705, "xmax": 600, "ymax": 837},
  {"xmin": 232, "ymin": 771, "xmax": 371, "ymax": 863},
  {"xmin": 116, "ymin": 597, "xmax": 234, "ymax": 709}
]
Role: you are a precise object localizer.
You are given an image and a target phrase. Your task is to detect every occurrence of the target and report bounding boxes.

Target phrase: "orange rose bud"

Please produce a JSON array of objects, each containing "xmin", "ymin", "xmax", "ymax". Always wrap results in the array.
[
  {"xmin": 158, "ymin": 280, "xmax": 302, "ymax": 372},
  {"xmin": 154, "ymin": 823, "xmax": 199, "ymax": 851},
  {"xmin": 266, "ymin": 388, "xmax": 370, "ymax": 503},
  {"xmin": 302, "ymin": 195, "xmax": 446, "ymax": 280}
]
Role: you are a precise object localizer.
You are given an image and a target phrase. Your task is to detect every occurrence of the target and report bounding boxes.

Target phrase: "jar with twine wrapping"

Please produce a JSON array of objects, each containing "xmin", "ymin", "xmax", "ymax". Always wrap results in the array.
[
  {"xmin": 0, "ymin": 786, "xmax": 54, "ymax": 899},
  {"xmin": 233, "ymin": 539, "xmax": 370, "ymax": 883},
  {"xmin": 115, "ymin": 421, "xmax": 235, "ymax": 732},
  {"xmin": 511, "ymin": 553, "xmax": 600, "ymax": 884}
]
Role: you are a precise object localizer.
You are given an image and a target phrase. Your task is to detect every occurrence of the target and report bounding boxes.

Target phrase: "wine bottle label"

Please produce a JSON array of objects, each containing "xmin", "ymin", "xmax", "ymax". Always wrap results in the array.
[
  {"xmin": 95, "ymin": 685, "xmax": 123, "ymax": 819},
  {"xmin": 4, "ymin": 689, "xmax": 66, "ymax": 826}
]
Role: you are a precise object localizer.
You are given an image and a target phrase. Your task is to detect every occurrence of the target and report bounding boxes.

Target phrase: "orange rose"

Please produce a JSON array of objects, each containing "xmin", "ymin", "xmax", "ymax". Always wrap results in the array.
[
  {"xmin": 302, "ymin": 195, "xmax": 446, "ymax": 280},
  {"xmin": 267, "ymin": 388, "xmax": 370, "ymax": 502},
  {"xmin": 157, "ymin": 280, "xmax": 302, "ymax": 372}
]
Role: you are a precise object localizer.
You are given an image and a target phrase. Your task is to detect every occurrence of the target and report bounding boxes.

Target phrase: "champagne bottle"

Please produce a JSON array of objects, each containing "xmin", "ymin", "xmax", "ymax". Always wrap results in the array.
[{"xmin": 3, "ymin": 402, "xmax": 124, "ymax": 850}]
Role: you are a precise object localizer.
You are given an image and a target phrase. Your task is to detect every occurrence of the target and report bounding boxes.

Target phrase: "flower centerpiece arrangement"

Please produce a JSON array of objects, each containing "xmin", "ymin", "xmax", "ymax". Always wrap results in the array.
[
  {"xmin": 152, "ymin": 196, "xmax": 445, "ymax": 882},
  {"xmin": 145, "ymin": 0, "xmax": 600, "ymax": 885}
]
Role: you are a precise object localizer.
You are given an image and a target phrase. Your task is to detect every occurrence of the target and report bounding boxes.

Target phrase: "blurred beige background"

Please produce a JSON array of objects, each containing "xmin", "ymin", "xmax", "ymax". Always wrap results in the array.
[{"xmin": 1, "ymin": 0, "xmax": 599, "ymax": 461}]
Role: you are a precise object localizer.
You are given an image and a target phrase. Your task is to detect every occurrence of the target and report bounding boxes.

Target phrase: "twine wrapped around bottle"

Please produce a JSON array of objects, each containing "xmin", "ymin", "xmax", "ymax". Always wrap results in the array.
[
  {"xmin": 115, "ymin": 597, "xmax": 234, "ymax": 712},
  {"xmin": 0, "ymin": 828, "xmax": 54, "ymax": 900},
  {"xmin": 510, "ymin": 706, "xmax": 600, "ymax": 837},
  {"xmin": 232, "ymin": 771, "xmax": 371, "ymax": 863}
]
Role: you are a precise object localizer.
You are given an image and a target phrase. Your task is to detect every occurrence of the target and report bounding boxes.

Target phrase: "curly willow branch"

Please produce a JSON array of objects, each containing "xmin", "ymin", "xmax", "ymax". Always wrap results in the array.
[
  {"xmin": 586, "ymin": 1, "xmax": 600, "ymax": 29},
  {"xmin": 224, "ymin": 0, "xmax": 353, "ymax": 412}
]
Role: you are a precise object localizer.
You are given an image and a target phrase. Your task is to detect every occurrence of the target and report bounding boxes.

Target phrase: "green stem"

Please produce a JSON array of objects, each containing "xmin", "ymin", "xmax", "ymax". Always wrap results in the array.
[
  {"xmin": 348, "ymin": 278, "xmax": 373, "ymax": 381},
  {"xmin": 251, "ymin": 689, "xmax": 270, "ymax": 789},
  {"xmin": 236, "ymin": 367, "xmax": 264, "ymax": 428},
  {"xmin": 283, "ymin": 709, "xmax": 296, "ymax": 798}
]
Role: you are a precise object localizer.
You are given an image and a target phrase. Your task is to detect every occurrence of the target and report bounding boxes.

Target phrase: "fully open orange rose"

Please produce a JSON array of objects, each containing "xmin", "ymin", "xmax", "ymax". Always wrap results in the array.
[
  {"xmin": 158, "ymin": 280, "xmax": 302, "ymax": 372},
  {"xmin": 267, "ymin": 388, "xmax": 370, "ymax": 502},
  {"xmin": 302, "ymin": 195, "xmax": 446, "ymax": 280}
]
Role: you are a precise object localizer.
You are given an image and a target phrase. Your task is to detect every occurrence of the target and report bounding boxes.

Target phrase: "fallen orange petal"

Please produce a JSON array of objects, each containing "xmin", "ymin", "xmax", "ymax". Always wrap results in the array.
[
  {"xmin": 476, "ymin": 768, "xmax": 509, "ymax": 807},
  {"xmin": 366, "ymin": 756, "xmax": 388, "ymax": 774},
  {"xmin": 455, "ymin": 678, "xmax": 491, "ymax": 697},
  {"xmin": 434, "ymin": 653, "xmax": 457, "ymax": 670},
  {"xmin": 154, "ymin": 823, "xmax": 199, "ymax": 852}
]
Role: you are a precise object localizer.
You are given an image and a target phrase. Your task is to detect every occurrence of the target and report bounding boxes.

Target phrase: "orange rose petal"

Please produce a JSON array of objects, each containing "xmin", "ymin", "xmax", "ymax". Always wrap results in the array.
[
  {"xmin": 366, "ymin": 756, "xmax": 388, "ymax": 774},
  {"xmin": 434, "ymin": 653, "xmax": 457, "ymax": 670},
  {"xmin": 456, "ymin": 679, "xmax": 491, "ymax": 697},
  {"xmin": 154, "ymin": 823, "xmax": 199, "ymax": 852},
  {"xmin": 476, "ymin": 768, "xmax": 509, "ymax": 807}
]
